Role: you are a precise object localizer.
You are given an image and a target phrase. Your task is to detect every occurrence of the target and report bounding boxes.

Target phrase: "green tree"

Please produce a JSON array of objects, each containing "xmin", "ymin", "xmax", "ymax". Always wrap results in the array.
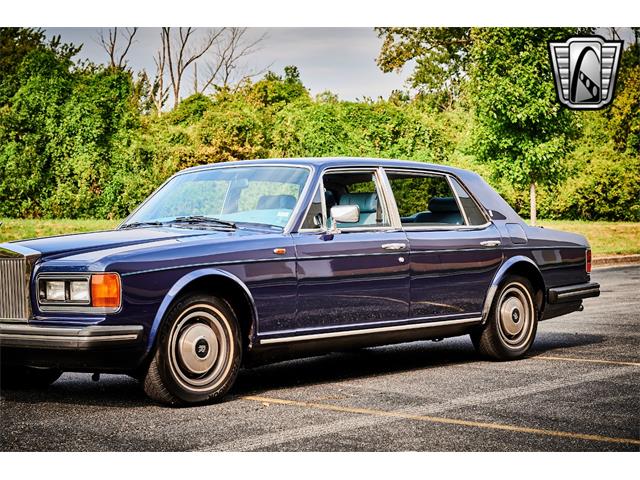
[
  {"xmin": 247, "ymin": 65, "xmax": 309, "ymax": 109},
  {"xmin": 375, "ymin": 28, "xmax": 471, "ymax": 109},
  {"xmin": 0, "ymin": 28, "xmax": 79, "ymax": 106},
  {"xmin": 270, "ymin": 98, "xmax": 449, "ymax": 162},
  {"xmin": 468, "ymin": 28, "xmax": 590, "ymax": 224},
  {"xmin": 0, "ymin": 30, "xmax": 142, "ymax": 218},
  {"xmin": 607, "ymin": 42, "xmax": 640, "ymax": 153}
]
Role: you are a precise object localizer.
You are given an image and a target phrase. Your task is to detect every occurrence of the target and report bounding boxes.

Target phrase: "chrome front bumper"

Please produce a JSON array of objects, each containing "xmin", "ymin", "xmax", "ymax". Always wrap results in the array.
[{"xmin": 0, "ymin": 323, "xmax": 143, "ymax": 350}]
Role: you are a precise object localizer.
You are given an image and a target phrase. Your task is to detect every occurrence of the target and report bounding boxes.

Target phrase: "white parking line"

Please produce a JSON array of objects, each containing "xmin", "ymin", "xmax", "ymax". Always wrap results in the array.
[{"xmin": 535, "ymin": 355, "xmax": 640, "ymax": 367}]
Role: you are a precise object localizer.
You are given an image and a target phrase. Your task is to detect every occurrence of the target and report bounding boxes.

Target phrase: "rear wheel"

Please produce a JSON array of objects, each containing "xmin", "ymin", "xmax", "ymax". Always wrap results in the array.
[
  {"xmin": 471, "ymin": 275, "xmax": 538, "ymax": 360},
  {"xmin": 0, "ymin": 365, "xmax": 62, "ymax": 389},
  {"xmin": 143, "ymin": 294, "xmax": 241, "ymax": 406}
]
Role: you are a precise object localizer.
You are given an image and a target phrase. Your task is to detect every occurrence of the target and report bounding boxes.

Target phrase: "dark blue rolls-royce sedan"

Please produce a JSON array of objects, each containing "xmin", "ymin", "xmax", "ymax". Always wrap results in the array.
[{"xmin": 0, "ymin": 158, "xmax": 600, "ymax": 405}]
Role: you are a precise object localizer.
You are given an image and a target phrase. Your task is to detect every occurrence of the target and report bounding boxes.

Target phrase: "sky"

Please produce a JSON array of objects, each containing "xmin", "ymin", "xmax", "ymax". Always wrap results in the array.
[
  {"xmin": 45, "ymin": 27, "xmax": 636, "ymax": 103},
  {"xmin": 45, "ymin": 27, "xmax": 413, "ymax": 101}
]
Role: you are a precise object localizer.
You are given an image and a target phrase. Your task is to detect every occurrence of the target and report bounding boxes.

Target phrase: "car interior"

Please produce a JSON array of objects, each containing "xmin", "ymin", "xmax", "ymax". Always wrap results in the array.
[
  {"xmin": 387, "ymin": 172, "xmax": 465, "ymax": 226},
  {"xmin": 323, "ymin": 172, "xmax": 388, "ymax": 228},
  {"xmin": 300, "ymin": 170, "xmax": 480, "ymax": 230},
  {"xmin": 256, "ymin": 194, "xmax": 297, "ymax": 210},
  {"xmin": 400, "ymin": 197, "xmax": 464, "ymax": 225}
]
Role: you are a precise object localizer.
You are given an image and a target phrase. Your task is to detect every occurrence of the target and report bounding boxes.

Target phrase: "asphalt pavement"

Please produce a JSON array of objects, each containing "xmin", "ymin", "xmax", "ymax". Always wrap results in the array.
[{"xmin": 1, "ymin": 265, "xmax": 639, "ymax": 451}]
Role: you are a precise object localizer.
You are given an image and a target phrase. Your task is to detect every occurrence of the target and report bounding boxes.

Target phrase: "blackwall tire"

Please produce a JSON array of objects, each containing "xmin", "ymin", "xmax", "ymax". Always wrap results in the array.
[
  {"xmin": 471, "ymin": 275, "xmax": 538, "ymax": 360},
  {"xmin": 143, "ymin": 294, "xmax": 242, "ymax": 406}
]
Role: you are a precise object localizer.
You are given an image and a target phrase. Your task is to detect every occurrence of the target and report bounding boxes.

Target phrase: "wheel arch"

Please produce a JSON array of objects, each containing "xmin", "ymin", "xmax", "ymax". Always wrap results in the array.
[
  {"xmin": 481, "ymin": 255, "xmax": 546, "ymax": 324},
  {"xmin": 146, "ymin": 268, "xmax": 258, "ymax": 354}
]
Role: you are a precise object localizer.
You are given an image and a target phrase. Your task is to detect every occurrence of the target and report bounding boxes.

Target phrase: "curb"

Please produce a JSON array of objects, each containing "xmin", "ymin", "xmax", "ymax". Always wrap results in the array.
[{"xmin": 592, "ymin": 254, "xmax": 640, "ymax": 268}]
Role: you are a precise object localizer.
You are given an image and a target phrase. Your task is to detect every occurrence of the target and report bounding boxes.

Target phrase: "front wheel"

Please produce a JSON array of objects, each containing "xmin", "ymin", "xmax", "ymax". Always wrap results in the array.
[
  {"xmin": 471, "ymin": 275, "xmax": 538, "ymax": 360},
  {"xmin": 143, "ymin": 294, "xmax": 242, "ymax": 406}
]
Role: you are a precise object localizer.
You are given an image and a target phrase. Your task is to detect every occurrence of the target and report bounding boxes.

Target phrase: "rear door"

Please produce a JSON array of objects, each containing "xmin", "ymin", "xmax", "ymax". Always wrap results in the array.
[
  {"xmin": 384, "ymin": 169, "xmax": 503, "ymax": 320},
  {"xmin": 290, "ymin": 167, "xmax": 410, "ymax": 332}
]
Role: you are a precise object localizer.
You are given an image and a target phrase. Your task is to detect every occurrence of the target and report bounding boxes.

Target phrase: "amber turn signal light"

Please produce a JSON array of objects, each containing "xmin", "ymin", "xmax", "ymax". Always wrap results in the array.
[{"xmin": 91, "ymin": 273, "xmax": 121, "ymax": 309}]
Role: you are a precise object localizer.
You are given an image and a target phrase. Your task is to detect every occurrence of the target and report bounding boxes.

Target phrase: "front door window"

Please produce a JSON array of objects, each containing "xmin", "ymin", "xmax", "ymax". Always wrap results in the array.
[{"xmin": 301, "ymin": 169, "xmax": 391, "ymax": 230}]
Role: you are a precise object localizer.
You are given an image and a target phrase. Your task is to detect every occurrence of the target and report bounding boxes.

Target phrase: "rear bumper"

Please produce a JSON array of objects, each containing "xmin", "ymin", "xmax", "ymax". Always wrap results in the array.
[
  {"xmin": 0, "ymin": 323, "xmax": 146, "ymax": 372},
  {"xmin": 548, "ymin": 282, "xmax": 600, "ymax": 304}
]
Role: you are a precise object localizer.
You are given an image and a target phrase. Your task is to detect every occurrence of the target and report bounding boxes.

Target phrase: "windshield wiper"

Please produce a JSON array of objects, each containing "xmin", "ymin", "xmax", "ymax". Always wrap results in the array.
[
  {"xmin": 121, "ymin": 221, "xmax": 166, "ymax": 229},
  {"xmin": 170, "ymin": 216, "xmax": 236, "ymax": 229},
  {"xmin": 233, "ymin": 221, "xmax": 283, "ymax": 231}
]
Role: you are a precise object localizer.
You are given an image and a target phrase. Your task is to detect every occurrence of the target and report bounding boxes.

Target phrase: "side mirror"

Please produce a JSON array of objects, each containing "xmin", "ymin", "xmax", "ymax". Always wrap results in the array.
[{"xmin": 328, "ymin": 204, "xmax": 360, "ymax": 233}]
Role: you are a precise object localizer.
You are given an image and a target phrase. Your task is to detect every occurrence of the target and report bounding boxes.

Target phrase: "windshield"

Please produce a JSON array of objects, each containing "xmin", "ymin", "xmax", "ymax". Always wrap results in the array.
[{"xmin": 124, "ymin": 166, "xmax": 310, "ymax": 229}]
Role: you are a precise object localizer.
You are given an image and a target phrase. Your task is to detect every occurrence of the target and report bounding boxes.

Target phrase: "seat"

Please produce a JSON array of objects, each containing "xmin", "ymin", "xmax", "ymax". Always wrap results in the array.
[
  {"xmin": 256, "ymin": 194, "xmax": 297, "ymax": 210},
  {"xmin": 338, "ymin": 192, "xmax": 378, "ymax": 226},
  {"xmin": 414, "ymin": 197, "xmax": 463, "ymax": 225}
]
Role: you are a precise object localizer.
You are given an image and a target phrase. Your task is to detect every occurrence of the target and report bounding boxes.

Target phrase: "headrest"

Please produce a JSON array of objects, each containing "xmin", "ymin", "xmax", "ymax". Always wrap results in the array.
[
  {"xmin": 256, "ymin": 194, "xmax": 297, "ymax": 210},
  {"xmin": 339, "ymin": 193, "xmax": 378, "ymax": 213},
  {"xmin": 428, "ymin": 197, "xmax": 459, "ymax": 213}
]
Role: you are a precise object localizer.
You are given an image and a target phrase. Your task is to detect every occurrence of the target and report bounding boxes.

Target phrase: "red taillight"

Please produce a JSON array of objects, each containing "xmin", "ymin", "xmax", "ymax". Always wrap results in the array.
[{"xmin": 586, "ymin": 249, "xmax": 592, "ymax": 274}]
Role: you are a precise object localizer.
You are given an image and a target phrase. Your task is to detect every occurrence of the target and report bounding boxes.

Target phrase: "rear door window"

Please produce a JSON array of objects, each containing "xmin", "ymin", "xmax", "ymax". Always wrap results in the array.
[{"xmin": 386, "ymin": 172, "xmax": 464, "ymax": 227}]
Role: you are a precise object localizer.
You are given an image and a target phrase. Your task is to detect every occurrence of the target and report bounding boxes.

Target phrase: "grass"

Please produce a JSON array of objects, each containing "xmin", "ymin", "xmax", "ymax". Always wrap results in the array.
[
  {"xmin": 0, "ymin": 218, "xmax": 119, "ymax": 243},
  {"xmin": 1, "ymin": 218, "xmax": 638, "ymax": 257}
]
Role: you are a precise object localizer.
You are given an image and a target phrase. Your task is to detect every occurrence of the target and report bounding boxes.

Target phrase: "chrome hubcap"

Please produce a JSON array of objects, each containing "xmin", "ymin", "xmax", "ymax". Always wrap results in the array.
[
  {"xmin": 177, "ymin": 323, "xmax": 219, "ymax": 375},
  {"xmin": 497, "ymin": 284, "xmax": 533, "ymax": 347},
  {"xmin": 500, "ymin": 297, "xmax": 525, "ymax": 336},
  {"xmin": 168, "ymin": 305, "xmax": 232, "ymax": 391}
]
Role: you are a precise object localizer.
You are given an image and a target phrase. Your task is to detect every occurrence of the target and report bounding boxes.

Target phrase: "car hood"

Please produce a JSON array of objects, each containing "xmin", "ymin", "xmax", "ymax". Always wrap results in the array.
[{"xmin": 10, "ymin": 227, "xmax": 228, "ymax": 259}]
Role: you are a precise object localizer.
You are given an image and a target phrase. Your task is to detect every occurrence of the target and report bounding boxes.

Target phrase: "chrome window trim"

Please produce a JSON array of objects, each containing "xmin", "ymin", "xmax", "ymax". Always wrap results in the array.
[
  {"xmin": 283, "ymin": 165, "xmax": 315, "ymax": 234},
  {"xmin": 297, "ymin": 182, "xmax": 325, "ymax": 234},
  {"xmin": 382, "ymin": 167, "xmax": 493, "ymax": 233},
  {"xmin": 35, "ymin": 272, "xmax": 122, "ymax": 314},
  {"xmin": 400, "ymin": 223, "xmax": 493, "ymax": 232},
  {"xmin": 119, "ymin": 163, "xmax": 315, "ymax": 236},
  {"xmin": 377, "ymin": 167, "xmax": 403, "ymax": 229},
  {"xmin": 446, "ymin": 174, "xmax": 491, "ymax": 226},
  {"xmin": 445, "ymin": 174, "xmax": 471, "ymax": 226}
]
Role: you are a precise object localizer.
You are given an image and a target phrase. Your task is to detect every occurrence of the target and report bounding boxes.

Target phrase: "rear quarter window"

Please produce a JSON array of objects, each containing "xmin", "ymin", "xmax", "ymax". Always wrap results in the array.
[{"xmin": 449, "ymin": 177, "xmax": 488, "ymax": 226}]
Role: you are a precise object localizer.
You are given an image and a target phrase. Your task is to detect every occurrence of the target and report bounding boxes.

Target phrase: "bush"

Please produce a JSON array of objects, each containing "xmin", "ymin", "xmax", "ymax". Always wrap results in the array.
[
  {"xmin": 270, "ymin": 99, "xmax": 450, "ymax": 162},
  {"xmin": 539, "ymin": 150, "xmax": 640, "ymax": 221},
  {"xmin": 0, "ymin": 29, "xmax": 638, "ymax": 221}
]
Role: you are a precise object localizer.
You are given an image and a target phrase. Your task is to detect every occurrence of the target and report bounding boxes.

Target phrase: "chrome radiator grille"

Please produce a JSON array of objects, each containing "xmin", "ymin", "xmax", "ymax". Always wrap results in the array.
[{"xmin": 0, "ymin": 256, "xmax": 29, "ymax": 320}]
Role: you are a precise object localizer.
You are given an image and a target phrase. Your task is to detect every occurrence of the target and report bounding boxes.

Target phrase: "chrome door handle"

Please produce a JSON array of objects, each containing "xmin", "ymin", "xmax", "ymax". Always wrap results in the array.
[
  {"xmin": 480, "ymin": 240, "xmax": 501, "ymax": 247},
  {"xmin": 381, "ymin": 243, "xmax": 407, "ymax": 250}
]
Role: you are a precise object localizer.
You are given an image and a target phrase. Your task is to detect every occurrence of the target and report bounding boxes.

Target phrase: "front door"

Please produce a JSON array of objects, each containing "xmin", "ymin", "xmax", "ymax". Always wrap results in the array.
[{"xmin": 290, "ymin": 168, "xmax": 410, "ymax": 333}]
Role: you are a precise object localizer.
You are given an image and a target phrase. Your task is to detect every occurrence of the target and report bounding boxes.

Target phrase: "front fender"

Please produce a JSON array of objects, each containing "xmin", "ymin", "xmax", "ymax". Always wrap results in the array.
[
  {"xmin": 145, "ymin": 268, "xmax": 258, "ymax": 353},
  {"xmin": 481, "ymin": 255, "xmax": 543, "ymax": 324}
]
